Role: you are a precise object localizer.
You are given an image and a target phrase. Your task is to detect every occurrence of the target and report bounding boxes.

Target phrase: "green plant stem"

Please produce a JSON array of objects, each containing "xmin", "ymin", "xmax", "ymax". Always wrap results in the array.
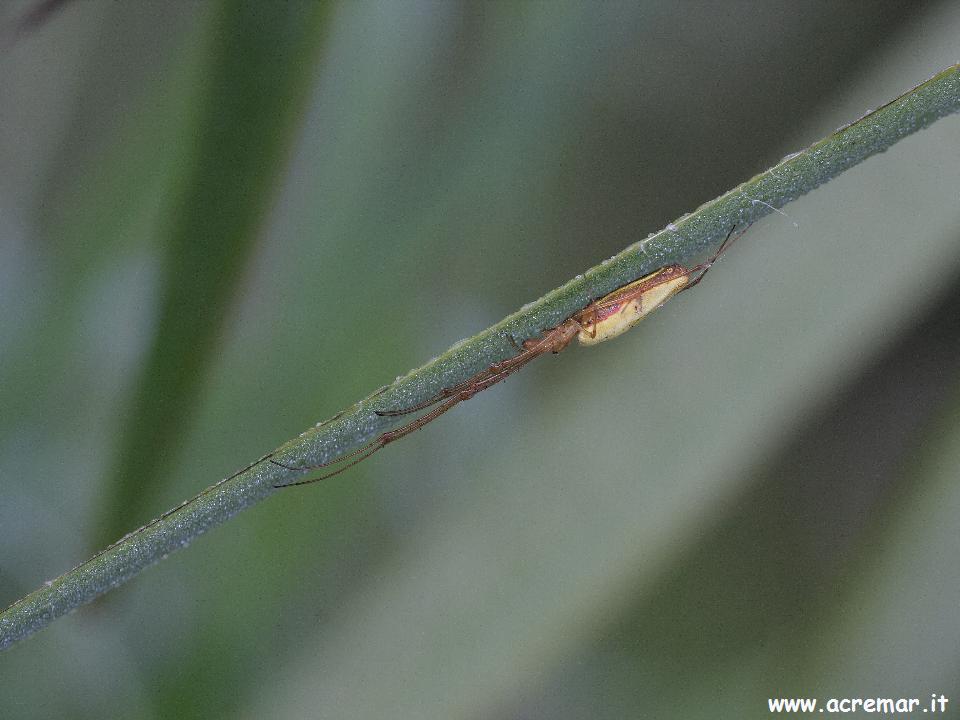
[{"xmin": 2, "ymin": 63, "xmax": 959, "ymax": 653}]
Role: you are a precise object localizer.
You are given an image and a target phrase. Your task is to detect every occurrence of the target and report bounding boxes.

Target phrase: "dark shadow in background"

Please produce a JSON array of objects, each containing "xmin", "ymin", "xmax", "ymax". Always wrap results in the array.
[
  {"xmin": 533, "ymin": 1, "xmax": 945, "ymax": 281},
  {"xmin": 510, "ymin": 244, "xmax": 960, "ymax": 718}
]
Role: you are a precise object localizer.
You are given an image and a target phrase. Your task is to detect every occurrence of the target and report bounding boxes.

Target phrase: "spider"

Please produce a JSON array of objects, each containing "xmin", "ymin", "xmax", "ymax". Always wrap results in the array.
[{"xmin": 273, "ymin": 223, "xmax": 746, "ymax": 487}]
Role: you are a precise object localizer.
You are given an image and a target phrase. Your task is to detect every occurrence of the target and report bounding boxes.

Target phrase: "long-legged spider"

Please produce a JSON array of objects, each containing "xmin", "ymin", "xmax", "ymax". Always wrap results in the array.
[{"xmin": 272, "ymin": 224, "xmax": 746, "ymax": 488}]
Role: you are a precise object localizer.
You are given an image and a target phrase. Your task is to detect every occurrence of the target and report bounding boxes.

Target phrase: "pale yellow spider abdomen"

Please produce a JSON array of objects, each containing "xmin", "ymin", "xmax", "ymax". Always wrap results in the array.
[{"xmin": 577, "ymin": 269, "xmax": 689, "ymax": 346}]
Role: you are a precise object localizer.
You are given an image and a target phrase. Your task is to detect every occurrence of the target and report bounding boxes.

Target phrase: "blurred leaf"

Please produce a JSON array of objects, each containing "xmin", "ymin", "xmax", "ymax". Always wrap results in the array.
[{"xmin": 94, "ymin": 0, "xmax": 332, "ymax": 547}]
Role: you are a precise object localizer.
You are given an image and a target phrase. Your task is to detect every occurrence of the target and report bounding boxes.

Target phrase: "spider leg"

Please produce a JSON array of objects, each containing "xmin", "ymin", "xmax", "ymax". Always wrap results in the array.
[
  {"xmin": 274, "ymin": 390, "xmax": 469, "ymax": 488},
  {"xmin": 273, "ymin": 339, "xmax": 559, "ymax": 488},
  {"xmin": 681, "ymin": 223, "xmax": 744, "ymax": 292},
  {"xmin": 377, "ymin": 334, "xmax": 554, "ymax": 417}
]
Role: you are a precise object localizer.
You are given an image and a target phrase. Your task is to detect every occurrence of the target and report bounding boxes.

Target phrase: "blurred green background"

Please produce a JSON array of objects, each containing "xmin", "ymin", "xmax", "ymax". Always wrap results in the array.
[{"xmin": 2, "ymin": 1, "xmax": 960, "ymax": 718}]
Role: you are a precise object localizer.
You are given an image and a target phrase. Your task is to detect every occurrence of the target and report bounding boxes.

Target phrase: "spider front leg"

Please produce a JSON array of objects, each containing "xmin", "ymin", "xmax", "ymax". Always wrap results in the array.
[
  {"xmin": 273, "ymin": 321, "xmax": 578, "ymax": 487},
  {"xmin": 273, "ymin": 378, "xmax": 489, "ymax": 488},
  {"xmin": 376, "ymin": 336, "xmax": 551, "ymax": 418}
]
